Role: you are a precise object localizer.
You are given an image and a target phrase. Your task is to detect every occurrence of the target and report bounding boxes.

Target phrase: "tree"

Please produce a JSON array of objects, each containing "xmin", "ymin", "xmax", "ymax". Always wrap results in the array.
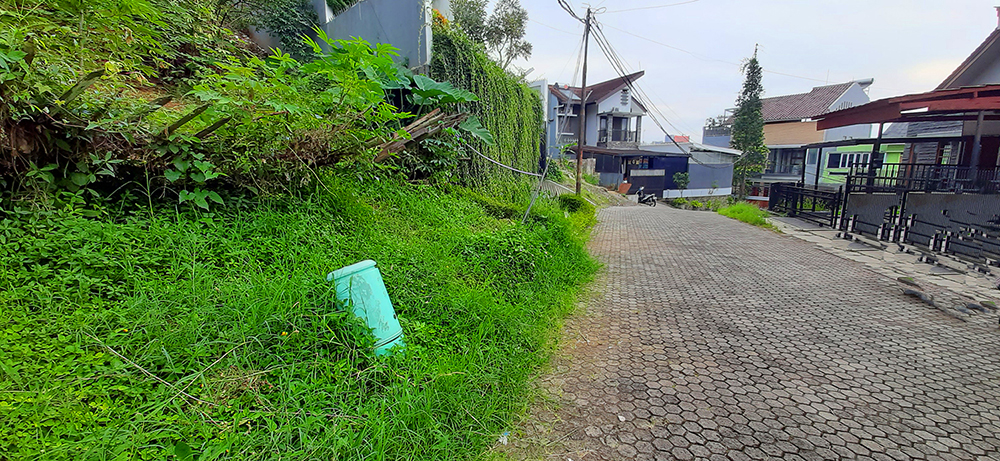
[
  {"xmin": 451, "ymin": 0, "xmax": 488, "ymax": 43},
  {"xmin": 448, "ymin": 0, "xmax": 532, "ymax": 71},
  {"xmin": 730, "ymin": 48, "xmax": 768, "ymax": 197},
  {"xmin": 485, "ymin": 0, "xmax": 532, "ymax": 70},
  {"xmin": 673, "ymin": 172, "xmax": 689, "ymax": 198}
]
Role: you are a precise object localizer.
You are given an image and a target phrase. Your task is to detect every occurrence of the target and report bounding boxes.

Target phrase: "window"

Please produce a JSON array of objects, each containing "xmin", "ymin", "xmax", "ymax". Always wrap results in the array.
[
  {"xmin": 827, "ymin": 153, "xmax": 841, "ymax": 169},
  {"xmin": 806, "ymin": 149, "xmax": 818, "ymax": 165},
  {"xmin": 833, "ymin": 152, "xmax": 887, "ymax": 168},
  {"xmin": 628, "ymin": 157, "xmax": 650, "ymax": 170}
]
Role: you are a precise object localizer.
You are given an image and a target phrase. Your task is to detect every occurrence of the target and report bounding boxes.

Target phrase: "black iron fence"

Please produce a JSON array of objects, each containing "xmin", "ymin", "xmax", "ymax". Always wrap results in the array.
[
  {"xmin": 769, "ymin": 183, "xmax": 843, "ymax": 227},
  {"xmin": 837, "ymin": 163, "xmax": 1000, "ymax": 264},
  {"xmin": 846, "ymin": 162, "xmax": 1000, "ymax": 194}
]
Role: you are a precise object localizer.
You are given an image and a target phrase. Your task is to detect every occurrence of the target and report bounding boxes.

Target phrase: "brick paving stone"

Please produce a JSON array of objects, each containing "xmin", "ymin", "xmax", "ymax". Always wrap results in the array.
[{"xmin": 505, "ymin": 206, "xmax": 1000, "ymax": 460}]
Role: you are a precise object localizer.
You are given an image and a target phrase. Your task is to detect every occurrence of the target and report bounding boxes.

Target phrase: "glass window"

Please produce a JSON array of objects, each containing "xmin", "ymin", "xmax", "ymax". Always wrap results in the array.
[{"xmin": 806, "ymin": 149, "xmax": 818, "ymax": 165}]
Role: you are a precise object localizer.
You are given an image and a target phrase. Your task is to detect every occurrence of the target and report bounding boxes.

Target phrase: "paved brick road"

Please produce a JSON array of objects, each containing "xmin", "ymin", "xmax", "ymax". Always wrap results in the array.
[{"xmin": 521, "ymin": 206, "xmax": 1000, "ymax": 461}]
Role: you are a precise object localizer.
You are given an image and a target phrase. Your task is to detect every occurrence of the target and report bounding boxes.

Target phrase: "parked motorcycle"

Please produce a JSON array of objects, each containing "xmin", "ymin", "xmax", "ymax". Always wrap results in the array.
[{"xmin": 637, "ymin": 186, "xmax": 657, "ymax": 207}]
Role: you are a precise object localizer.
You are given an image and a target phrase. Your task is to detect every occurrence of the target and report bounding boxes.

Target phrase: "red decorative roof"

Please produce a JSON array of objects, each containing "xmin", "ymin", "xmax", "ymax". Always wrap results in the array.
[
  {"xmin": 550, "ymin": 71, "xmax": 645, "ymax": 105},
  {"xmin": 760, "ymin": 82, "xmax": 854, "ymax": 122},
  {"xmin": 815, "ymin": 85, "xmax": 1000, "ymax": 130}
]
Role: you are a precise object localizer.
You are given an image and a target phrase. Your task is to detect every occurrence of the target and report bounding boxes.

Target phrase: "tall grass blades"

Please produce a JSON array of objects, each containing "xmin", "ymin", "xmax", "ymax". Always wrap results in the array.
[
  {"xmin": 0, "ymin": 177, "xmax": 598, "ymax": 460},
  {"xmin": 716, "ymin": 202, "xmax": 777, "ymax": 230}
]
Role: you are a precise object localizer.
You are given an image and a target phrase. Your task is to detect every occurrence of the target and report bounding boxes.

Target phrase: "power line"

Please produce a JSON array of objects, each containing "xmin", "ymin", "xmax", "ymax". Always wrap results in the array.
[
  {"xmin": 604, "ymin": 0, "xmax": 701, "ymax": 14},
  {"xmin": 588, "ymin": 22, "xmax": 684, "ymax": 149},
  {"xmin": 590, "ymin": 23, "xmax": 684, "ymax": 137},
  {"xmin": 597, "ymin": 22, "xmax": 848, "ymax": 85},
  {"xmin": 528, "ymin": 18, "xmax": 578, "ymax": 36},
  {"xmin": 590, "ymin": 21, "xmax": 733, "ymax": 169},
  {"xmin": 591, "ymin": 22, "xmax": 700, "ymax": 136},
  {"xmin": 557, "ymin": 1, "xmax": 730, "ymax": 171}
]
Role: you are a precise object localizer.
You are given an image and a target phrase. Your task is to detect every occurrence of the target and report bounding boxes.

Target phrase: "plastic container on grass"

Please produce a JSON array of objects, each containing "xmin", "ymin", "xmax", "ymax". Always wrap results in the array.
[{"xmin": 327, "ymin": 260, "xmax": 405, "ymax": 356}]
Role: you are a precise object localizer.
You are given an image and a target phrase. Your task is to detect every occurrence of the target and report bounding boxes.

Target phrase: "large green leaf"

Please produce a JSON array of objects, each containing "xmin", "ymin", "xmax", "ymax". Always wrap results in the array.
[
  {"xmin": 459, "ymin": 116, "xmax": 494, "ymax": 146},
  {"xmin": 411, "ymin": 75, "xmax": 478, "ymax": 105}
]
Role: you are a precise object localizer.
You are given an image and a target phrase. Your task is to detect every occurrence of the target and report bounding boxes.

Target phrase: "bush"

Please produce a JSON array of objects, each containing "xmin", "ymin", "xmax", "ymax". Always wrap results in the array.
[
  {"xmin": 558, "ymin": 194, "xmax": 592, "ymax": 214},
  {"xmin": 717, "ymin": 201, "xmax": 776, "ymax": 230}
]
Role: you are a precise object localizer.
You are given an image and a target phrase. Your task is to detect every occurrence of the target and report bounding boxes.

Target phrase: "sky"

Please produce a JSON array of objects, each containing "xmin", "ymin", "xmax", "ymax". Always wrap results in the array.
[{"xmin": 510, "ymin": 0, "xmax": 1000, "ymax": 143}]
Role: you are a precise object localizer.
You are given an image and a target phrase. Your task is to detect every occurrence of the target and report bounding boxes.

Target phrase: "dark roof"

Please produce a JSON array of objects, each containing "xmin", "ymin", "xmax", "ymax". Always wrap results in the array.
[
  {"xmin": 760, "ymin": 82, "xmax": 854, "ymax": 122},
  {"xmin": 550, "ymin": 71, "xmax": 645, "ymax": 104},
  {"xmin": 938, "ymin": 28, "xmax": 1000, "ymax": 90},
  {"xmin": 582, "ymin": 145, "xmax": 689, "ymax": 157}
]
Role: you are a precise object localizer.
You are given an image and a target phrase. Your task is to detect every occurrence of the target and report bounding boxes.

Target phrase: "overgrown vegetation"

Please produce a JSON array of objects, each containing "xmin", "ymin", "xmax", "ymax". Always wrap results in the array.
[
  {"xmin": 0, "ymin": 175, "xmax": 598, "ymax": 460},
  {"xmin": 1, "ymin": 0, "xmax": 497, "ymax": 209},
  {"xmin": 717, "ymin": 201, "xmax": 777, "ymax": 230},
  {"xmin": 671, "ymin": 196, "xmax": 728, "ymax": 211},
  {"xmin": 1, "ymin": 2, "xmax": 598, "ymax": 460},
  {"xmin": 429, "ymin": 16, "xmax": 544, "ymax": 192}
]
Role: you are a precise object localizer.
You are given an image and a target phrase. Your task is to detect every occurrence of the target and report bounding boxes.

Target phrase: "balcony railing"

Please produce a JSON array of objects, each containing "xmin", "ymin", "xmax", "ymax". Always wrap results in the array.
[
  {"xmin": 764, "ymin": 164, "xmax": 802, "ymax": 176},
  {"xmin": 847, "ymin": 163, "xmax": 1000, "ymax": 194},
  {"xmin": 598, "ymin": 129, "xmax": 637, "ymax": 144}
]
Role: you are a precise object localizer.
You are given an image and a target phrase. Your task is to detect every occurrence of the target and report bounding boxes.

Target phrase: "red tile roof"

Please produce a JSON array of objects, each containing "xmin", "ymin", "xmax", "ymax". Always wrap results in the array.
[{"xmin": 760, "ymin": 82, "xmax": 854, "ymax": 122}]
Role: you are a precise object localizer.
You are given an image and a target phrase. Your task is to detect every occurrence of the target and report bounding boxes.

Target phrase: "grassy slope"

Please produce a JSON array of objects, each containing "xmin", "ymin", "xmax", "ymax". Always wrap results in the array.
[
  {"xmin": 717, "ymin": 202, "xmax": 777, "ymax": 230},
  {"xmin": 0, "ymin": 176, "xmax": 598, "ymax": 460}
]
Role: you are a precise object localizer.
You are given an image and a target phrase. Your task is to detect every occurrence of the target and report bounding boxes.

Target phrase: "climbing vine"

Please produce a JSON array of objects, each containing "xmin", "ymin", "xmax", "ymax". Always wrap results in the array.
[{"xmin": 429, "ymin": 20, "xmax": 543, "ymax": 191}]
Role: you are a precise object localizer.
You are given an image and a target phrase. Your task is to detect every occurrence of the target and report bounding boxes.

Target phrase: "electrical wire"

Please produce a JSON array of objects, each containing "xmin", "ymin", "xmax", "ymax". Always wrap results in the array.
[
  {"xmin": 603, "ymin": 0, "xmax": 701, "ymax": 14},
  {"xmin": 528, "ymin": 18, "xmax": 578, "ymax": 36},
  {"xmin": 590, "ymin": 20, "xmax": 733, "ymax": 169},
  {"xmin": 592, "ymin": 21, "xmax": 700, "ymax": 136},
  {"xmin": 557, "ymin": 1, "xmax": 730, "ymax": 170}
]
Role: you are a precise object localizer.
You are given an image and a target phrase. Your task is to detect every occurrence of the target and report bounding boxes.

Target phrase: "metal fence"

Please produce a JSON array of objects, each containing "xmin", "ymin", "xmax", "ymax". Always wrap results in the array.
[
  {"xmin": 769, "ymin": 183, "xmax": 843, "ymax": 227},
  {"xmin": 598, "ymin": 129, "xmax": 637, "ymax": 143},
  {"xmin": 846, "ymin": 162, "xmax": 1000, "ymax": 194},
  {"xmin": 838, "ymin": 163, "xmax": 1000, "ymax": 264}
]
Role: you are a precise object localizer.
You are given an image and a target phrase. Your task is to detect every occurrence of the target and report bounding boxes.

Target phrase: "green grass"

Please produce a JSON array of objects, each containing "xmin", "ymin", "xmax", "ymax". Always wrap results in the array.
[
  {"xmin": 717, "ymin": 202, "xmax": 778, "ymax": 231},
  {"xmin": 0, "ymin": 175, "xmax": 598, "ymax": 460}
]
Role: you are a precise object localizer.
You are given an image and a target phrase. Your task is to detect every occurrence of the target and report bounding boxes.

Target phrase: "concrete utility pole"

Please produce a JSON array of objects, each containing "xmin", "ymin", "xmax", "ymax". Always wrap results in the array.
[{"xmin": 576, "ymin": 8, "xmax": 591, "ymax": 196}]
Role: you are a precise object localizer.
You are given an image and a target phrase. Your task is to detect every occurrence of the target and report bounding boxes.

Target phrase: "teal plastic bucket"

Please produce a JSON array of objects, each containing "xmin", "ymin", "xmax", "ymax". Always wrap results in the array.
[{"xmin": 327, "ymin": 260, "xmax": 404, "ymax": 356}]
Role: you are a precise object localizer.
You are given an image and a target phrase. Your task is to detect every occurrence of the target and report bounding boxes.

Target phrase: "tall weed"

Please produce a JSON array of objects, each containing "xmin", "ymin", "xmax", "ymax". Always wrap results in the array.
[{"xmin": 0, "ymin": 176, "xmax": 598, "ymax": 460}]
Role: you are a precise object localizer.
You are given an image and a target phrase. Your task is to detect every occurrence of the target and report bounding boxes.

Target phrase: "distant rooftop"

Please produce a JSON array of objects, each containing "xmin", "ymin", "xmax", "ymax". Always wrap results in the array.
[
  {"xmin": 550, "ymin": 71, "xmax": 645, "ymax": 105},
  {"xmin": 761, "ymin": 81, "xmax": 862, "ymax": 122}
]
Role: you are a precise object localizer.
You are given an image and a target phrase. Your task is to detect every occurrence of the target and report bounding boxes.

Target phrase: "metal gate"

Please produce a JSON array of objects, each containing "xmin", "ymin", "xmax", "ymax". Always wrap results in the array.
[
  {"xmin": 768, "ymin": 183, "xmax": 843, "ymax": 227},
  {"xmin": 839, "ymin": 163, "xmax": 1000, "ymax": 264}
]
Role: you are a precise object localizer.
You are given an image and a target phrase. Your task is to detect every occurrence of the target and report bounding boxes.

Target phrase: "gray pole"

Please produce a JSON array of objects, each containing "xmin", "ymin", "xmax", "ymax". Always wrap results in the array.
[
  {"xmin": 970, "ymin": 110, "xmax": 985, "ymax": 186},
  {"xmin": 576, "ymin": 8, "xmax": 591, "ymax": 196}
]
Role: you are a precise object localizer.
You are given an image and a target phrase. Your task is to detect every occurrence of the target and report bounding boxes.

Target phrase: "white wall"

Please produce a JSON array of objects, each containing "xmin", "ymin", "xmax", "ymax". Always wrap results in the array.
[
  {"xmin": 596, "ymin": 86, "xmax": 632, "ymax": 114},
  {"xmin": 824, "ymin": 83, "xmax": 872, "ymax": 141}
]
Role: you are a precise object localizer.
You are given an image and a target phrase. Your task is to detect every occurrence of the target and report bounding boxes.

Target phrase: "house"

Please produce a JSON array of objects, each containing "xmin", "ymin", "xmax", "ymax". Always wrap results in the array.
[
  {"xmin": 641, "ymin": 142, "xmax": 741, "ymax": 198},
  {"xmin": 703, "ymin": 79, "xmax": 875, "ymax": 203},
  {"xmin": 857, "ymin": 10, "xmax": 1000, "ymax": 170},
  {"xmin": 796, "ymin": 14, "xmax": 1000, "ymax": 264},
  {"xmin": 544, "ymin": 71, "xmax": 648, "ymax": 158},
  {"xmin": 537, "ymin": 73, "xmax": 739, "ymax": 198}
]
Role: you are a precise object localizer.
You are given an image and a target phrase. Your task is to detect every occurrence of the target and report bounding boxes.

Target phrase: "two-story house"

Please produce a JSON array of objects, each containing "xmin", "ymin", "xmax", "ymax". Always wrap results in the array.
[
  {"xmin": 544, "ymin": 71, "xmax": 647, "ymax": 157},
  {"xmin": 703, "ymin": 79, "xmax": 874, "ymax": 202}
]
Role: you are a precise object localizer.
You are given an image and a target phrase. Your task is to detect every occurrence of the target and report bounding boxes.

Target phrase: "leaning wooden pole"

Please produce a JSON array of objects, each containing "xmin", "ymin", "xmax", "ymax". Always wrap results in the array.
[{"xmin": 576, "ymin": 8, "xmax": 591, "ymax": 196}]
